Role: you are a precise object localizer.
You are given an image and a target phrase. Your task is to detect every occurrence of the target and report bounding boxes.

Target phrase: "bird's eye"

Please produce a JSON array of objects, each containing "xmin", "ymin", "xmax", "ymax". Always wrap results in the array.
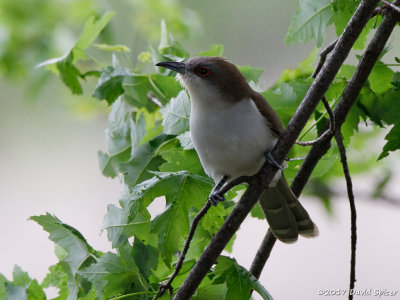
[{"xmin": 196, "ymin": 66, "xmax": 212, "ymax": 77}]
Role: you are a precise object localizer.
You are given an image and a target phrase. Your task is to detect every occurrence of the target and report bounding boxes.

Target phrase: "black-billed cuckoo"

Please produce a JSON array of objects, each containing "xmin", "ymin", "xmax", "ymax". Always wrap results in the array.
[{"xmin": 156, "ymin": 57, "xmax": 318, "ymax": 243}]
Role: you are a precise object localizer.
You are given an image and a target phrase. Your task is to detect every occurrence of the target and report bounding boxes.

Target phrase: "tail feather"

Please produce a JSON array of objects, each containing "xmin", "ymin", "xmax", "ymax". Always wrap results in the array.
[{"xmin": 259, "ymin": 175, "xmax": 318, "ymax": 243}]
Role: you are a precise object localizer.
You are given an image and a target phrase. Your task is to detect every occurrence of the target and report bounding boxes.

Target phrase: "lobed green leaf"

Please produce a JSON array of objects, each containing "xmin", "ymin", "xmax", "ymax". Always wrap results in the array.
[{"xmin": 286, "ymin": 0, "xmax": 334, "ymax": 47}]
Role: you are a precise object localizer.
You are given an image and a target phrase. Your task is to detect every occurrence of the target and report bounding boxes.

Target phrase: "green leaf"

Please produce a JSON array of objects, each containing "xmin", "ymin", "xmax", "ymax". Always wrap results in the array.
[
  {"xmin": 124, "ymin": 172, "xmax": 212, "ymax": 266},
  {"xmin": 192, "ymin": 284, "xmax": 228, "ymax": 300},
  {"xmin": 159, "ymin": 20, "xmax": 170, "ymax": 50},
  {"xmin": 123, "ymin": 75, "xmax": 159, "ymax": 110},
  {"xmin": 132, "ymin": 239, "xmax": 158, "ymax": 279},
  {"xmin": 5, "ymin": 285, "xmax": 27, "ymax": 300},
  {"xmin": 159, "ymin": 140, "xmax": 204, "ymax": 175},
  {"xmin": 0, "ymin": 274, "xmax": 7, "ymax": 300},
  {"xmin": 379, "ymin": 123, "xmax": 400, "ymax": 160},
  {"xmin": 125, "ymin": 72, "xmax": 182, "ymax": 108},
  {"xmin": 286, "ymin": 0, "xmax": 334, "ymax": 47},
  {"xmin": 262, "ymin": 80, "xmax": 311, "ymax": 125},
  {"xmin": 199, "ymin": 201, "xmax": 236, "ymax": 245},
  {"xmin": 238, "ymin": 66, "xmax": 264, "ymax": 83},
  {"xmin": 56, "ymin": 52, "xmax": 83, "ymax": 95},
  {"xmin": 122, "ymin": 134, "xmax": 171, "ymax": 188},
  {"xmin": 37, "ymin": 12, "xmax": 115, "ymax": 94},
  {"xmin": 99, "ymin": 98, "xmax": 161, "ymax": 185},
  {"xmin": 150, "ymin": 172, "xmax": 212, "ymax": 266},
  {"xmin": 161, "ymin": 91, "xmax": 190, "ymax": 135},
  {"xmin": 12, "ymin": 266, "xmax": 30, "ymax": 286},
  {"xmin": 75, "ymin": 12, "xmax": 116, "ymax": 52},
  {"xmin": 250, "ymin": 203, "xmax": 265, "ymax": 219},
  {"xmin": 157, "ymin": 20, "xmax": 190, "ymax": 60},
  {"xmin": 102, "ymin": 201, "xmax": 152, "ymax": 248},
  {"xmin": 336, "ymin": 64, "xmax": 356, "ymax": 81},
  {"xmin": 150, "ymin": 73, "xmax": 183, "ymax": 100},
  {"xmin": 333, "ymin": 0, "xmax": 373, "ymax": 50},
  {"xmin": 5, "ymin": 266, "xmax": 45, "ymax": 300},
  {"xmin": 99, "ymin": 98, "xmax": 133, "ymax": 178},
  {"xmin": 129, "ymin": 113, "xmax": 147, "ymax": 157},
  {"xmin": 92, "ymin": 67, "xmax": 130, "ymax": 105},
  {"xmin": 213, "ymin": 256, "xmax": 273, "ymax": 300},
  {"xmin": 42, "ymin": 263, "xmax": 69, "ymax": 300},
  {"xmin": 30, "ymin": 214, "xmax": 96, "ymax": 300},
  {"xmin": 311, "ymin": 147, "xmax": 339, "ymax": 178},
  {"xmin": 341, "ymin": 105, "xmax": 364, "ymax": 145},
  {"xmin": 78, "ymin": 252, "xmax": 146, "ymax": 299},
  {"xmin": 102, "ymin": 204, "xmax": 131, "ymax": 247},
  {"xmin": 27, "ymin": 279, "xmax": 46, "ymax": 300},
  {"xmin": 368, "ymin": 61, "xmax": 394, "ymax": 94},
  {"xmin": 197, "ymin": 44, "xmax": 224, "ymax": 57},
  {"xmin": 358, "ymin": 88, "xmax": 400, "ymax": 127},
  {"xmin": 177, "ymin": 131, "xmax": 194, "ymax": 150},
  {"xmin": 279, "ymin": 48, "xmax": 318, "ymax": 82}
]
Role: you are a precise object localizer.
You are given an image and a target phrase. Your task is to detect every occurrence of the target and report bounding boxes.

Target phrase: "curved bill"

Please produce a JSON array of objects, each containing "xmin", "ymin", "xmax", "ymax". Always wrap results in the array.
[{"xmin": 156, "ymin": 61, "xmax": 186, "ymax": 74}]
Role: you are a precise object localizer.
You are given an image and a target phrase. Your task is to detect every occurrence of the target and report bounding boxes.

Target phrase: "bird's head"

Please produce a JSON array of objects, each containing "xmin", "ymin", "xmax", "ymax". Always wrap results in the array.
[{"xmin": 156, "ymin": 57, "xmax": 251, "ymax": 103}]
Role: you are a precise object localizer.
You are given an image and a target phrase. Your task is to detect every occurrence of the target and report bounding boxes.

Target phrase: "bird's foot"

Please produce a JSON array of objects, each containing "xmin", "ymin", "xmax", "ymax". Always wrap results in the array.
[
  {"xmin": 207, "ymin": 175, "xmax": 229, "ymax": 206},
  {"xmin": 208, "ymin": 190, "xmax": 226, "ymax": 206},
  {"xmin": 265, "ymin": 151, "xmax": 284, "ymax": 170}
]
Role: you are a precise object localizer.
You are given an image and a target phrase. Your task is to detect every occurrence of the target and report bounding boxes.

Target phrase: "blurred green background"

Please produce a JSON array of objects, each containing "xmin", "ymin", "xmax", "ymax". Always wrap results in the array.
[{"xmin": 1, "ymin": 0, "xmax": 399, "ymax": 299}]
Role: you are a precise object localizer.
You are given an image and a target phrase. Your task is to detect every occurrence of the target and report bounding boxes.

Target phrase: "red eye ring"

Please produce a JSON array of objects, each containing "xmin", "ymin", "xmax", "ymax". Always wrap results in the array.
[{"xmin": 196, "ymin": 66, "xmax": 212, "ymax": 77}]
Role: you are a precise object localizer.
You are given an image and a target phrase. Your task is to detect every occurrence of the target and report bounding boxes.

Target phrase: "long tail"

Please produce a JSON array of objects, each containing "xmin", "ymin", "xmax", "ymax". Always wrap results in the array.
[{"xmin": 259, "ymin": 175, "xmax": 318, "ymax": 243}]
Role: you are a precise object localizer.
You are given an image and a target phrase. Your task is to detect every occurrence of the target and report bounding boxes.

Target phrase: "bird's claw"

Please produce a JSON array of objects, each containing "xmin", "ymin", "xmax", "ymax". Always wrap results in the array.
[
  {"xmin": 265, "ymin": 151, "xmax": 284, "ymax": 170},
  {"xmin": 208, "ymin": 191, "xmax": 226, "ymax": 206}
]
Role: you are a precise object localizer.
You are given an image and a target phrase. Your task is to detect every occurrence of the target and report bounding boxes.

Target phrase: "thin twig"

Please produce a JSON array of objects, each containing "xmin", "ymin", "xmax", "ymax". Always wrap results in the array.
[
  {"xmin": 334, "ymin": 130, "xmax": 357, "ymax": 300},
  {"xmin": 296, "ymin": 95, "xmax": 336, "ymax": 146},
  {"xmin": 312, "ymin": 38, "xmax": 338, "ymax": 78},
  {"xmin": 382, "ymin": 0, "xmax": 400, "ymax": 13},
  {"xmin": 296, "ymin": 97, "xmax": 335, "ymax": 146},
  {"xmin": 154, "ymin": 202, "xmax": 211, "ymax": 299},
  {"xmin": 249, "ymin": 229, "xmax": 276, "ymax": 278},
  {"xmin": 298, "ymin": 35, "xmax": 338, "ymax": 147}
]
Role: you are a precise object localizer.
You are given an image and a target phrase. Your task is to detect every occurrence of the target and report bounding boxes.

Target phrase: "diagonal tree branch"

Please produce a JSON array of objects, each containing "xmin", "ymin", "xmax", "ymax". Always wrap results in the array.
[
  {"xmin": 173, "ymin": 1, "xmax": 380, "ymax": 298},
  {"xmin": 249, "ymin": 0, "xmax": 400, "ymax": 287},
  {"xmin": 382, "ymin": 0, "xmax": 400, "ymax": 14}
]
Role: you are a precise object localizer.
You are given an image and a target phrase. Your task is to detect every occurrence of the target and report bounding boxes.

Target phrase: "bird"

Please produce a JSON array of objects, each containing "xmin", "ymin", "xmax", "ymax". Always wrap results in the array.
[{"xmin": 156, "ymin": 57, "xmax": 318, "ymax": 243}]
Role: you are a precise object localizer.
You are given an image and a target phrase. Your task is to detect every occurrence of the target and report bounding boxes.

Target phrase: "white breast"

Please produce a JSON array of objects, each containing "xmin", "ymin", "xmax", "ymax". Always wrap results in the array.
[{"xmin": 189, "ymin": 94, "xmax": 277, "ymax": 183}]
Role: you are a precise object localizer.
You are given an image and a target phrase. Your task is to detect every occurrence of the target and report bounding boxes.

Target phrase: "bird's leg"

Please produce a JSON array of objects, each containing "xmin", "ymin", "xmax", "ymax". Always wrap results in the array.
[
  {"xmin": 208, "ymin": 175, "xmax": 229, "ymax": 206},
  {"xmin": 265, "ymin": 151, "xmax": 284, "ymax": 170}
]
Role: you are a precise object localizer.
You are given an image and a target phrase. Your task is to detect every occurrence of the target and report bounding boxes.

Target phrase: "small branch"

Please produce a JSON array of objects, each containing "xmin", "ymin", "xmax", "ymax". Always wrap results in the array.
[
  {"xmin": 312, "ymin": 38, "xmax": 338, "ymax": 78},
  {"xmin": 154, "ymin": 202, "xmax": 211, "ymax": 299},
  {"xmin": 249, "ymin": 229, "xmax": 276, "ymax": 279},
  {"xmin": 334, "ymin": 130, "xmax": 357, "ymax": 300},
  {"xmin": 382, "ymin": 0, "xmax": 400, "ymax": 14},
  {"xmin": 296, "ymin": 97, "xmax": 335, "ymax": 146},
  {"xmin": 298, "ymin": 35, "xmax": 337, "ymax": 146}
]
